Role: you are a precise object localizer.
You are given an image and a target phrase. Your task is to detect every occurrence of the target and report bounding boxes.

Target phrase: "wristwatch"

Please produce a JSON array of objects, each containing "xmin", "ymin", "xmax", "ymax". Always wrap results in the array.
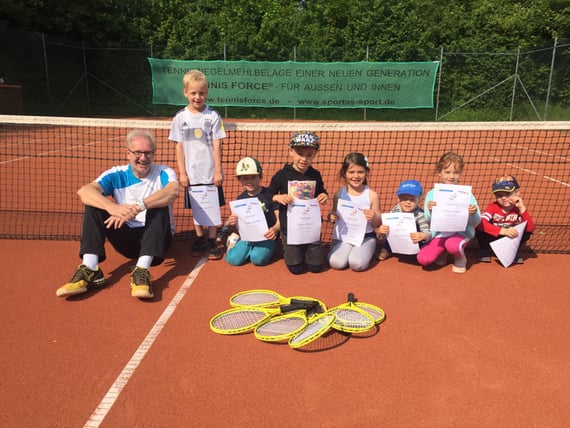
[{"xmin": 134, "ymin": 199, "xmax": 146, "ymax": 212}]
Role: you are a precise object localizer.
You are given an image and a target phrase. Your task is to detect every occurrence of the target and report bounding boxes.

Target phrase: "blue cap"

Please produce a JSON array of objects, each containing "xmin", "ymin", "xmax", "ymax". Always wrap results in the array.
[{"xmin": 396, "ymin": 180, "xmax": 423, "ymax": 197}]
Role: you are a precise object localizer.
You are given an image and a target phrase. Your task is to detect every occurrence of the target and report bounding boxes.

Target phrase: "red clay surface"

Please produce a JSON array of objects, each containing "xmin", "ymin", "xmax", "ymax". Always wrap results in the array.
[{"xmin": 1, "ymin": 239, "xmax": 569, "ymax": 427}]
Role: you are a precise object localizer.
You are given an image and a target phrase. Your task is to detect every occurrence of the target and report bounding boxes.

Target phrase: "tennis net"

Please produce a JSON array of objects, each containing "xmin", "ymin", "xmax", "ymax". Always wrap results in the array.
[{"xmin": 1, "ymin": 115, "xmax": 568, "ymax": 253}]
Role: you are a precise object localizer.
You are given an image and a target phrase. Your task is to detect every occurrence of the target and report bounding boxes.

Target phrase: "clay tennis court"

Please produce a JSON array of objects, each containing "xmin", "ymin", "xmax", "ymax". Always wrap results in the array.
[
  {"xmin": 1, "ymin": 118, "xmax": 569, "ymax": 427},
  {"xmin": 2, "ymin": 241, "xmax": 570, "ymax": 427}
]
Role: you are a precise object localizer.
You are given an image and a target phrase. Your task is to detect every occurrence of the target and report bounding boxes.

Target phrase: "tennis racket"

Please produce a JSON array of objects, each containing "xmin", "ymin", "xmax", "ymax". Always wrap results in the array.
[
  {"xmin": 253, "ymin": 299, "xmax": 327, "ymax": 342},
  {"xmin": 327, "ymin": 293, "xmax": 376, "ymax": 334},
  {"xmin": 229, "ymin": 289, "xmax": 318, "ymax": 308},
  {"xmin": 353, "ymin": 301, "xmax": 385, "ymax": 325},
  {"xmin": 288, "ymin": 312, "xmax": 337, "ymax": 349},
  {"xmin": 210, "ymin": 300, "xmax": 319, "ymax": 335}
]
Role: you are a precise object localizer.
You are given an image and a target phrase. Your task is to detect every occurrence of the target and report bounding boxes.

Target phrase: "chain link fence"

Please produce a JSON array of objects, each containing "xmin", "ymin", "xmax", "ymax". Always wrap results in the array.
[{"xmin": 1, "ymin": 25, "xmax": 568, "ymax": 121}]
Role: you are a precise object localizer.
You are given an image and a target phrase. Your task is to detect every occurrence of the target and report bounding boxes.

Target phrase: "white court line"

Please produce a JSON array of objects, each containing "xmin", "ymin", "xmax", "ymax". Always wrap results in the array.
[
  {"xmin": 510, "ymin": 143, "xmax": 569, "ymax": 162},
  {"xmin": 487, "ymin": 156, "xmax": 570, "ymax": 187},
  {"xmin": 83, "ymin": 257, "xmax": 208, "ymax": 428},
  {"xmin": 0, "ymin": 140, "xmax": 120, "ymax": 165}
]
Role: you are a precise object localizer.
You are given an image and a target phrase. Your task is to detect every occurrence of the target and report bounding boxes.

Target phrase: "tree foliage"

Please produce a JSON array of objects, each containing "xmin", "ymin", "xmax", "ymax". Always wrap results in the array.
[
  {"xmin": 1, "ymin": 0, "xmax": 568, "ymax": 118},
  {"xmin": 2, "ymin": 0, "xmax": 567, "ymax": 56}
]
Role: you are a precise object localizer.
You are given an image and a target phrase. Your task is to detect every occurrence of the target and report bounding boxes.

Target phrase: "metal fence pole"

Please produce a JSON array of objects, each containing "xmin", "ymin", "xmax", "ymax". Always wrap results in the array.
[
  {"xmin": 364, "ymin": 46, "xmax": 369, "ymax": 120},
  {"xmin": 41, "ymin": 33, "xmax": 52, "ymax": 109},
  {"xmin": 544, "ymin": 38, "xmax": 557, "ymax": 121},
  {"xmin": 224, "ymin": 43, "xmax": 228, "ymax": 118},
  {"xmin": 509, "ymin": 47, "xmax": 520, "ymax": 121},
  {"xmin": 435, "ymin": 46, "xmax": 443, "ymax": 121},
  {"xmin": 82, "ymin": 41, "xmax": 91, "ymax": 115},
  {"xmin": 293, "ymin": 46, "xmax": 297, "ymax": 120}
]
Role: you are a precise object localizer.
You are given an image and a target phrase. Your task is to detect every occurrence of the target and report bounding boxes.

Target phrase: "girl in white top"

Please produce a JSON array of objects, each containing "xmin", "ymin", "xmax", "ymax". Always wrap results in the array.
[{"xmin": 327, "ymin": 152, "xmax": 382, "ymax": 271}]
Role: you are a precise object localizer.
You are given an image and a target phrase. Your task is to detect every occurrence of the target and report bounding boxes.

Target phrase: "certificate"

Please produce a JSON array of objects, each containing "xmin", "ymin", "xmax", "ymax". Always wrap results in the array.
[
  {"xmin": 286, "ymin": 199, "xmax": 322, "ymax": 245},
  {"xmin": 429, "ymin": 183, "xmax": 472, "ymax": 233},
  {"xmin": 381, "ymin": 212, "xmax": 420, "ymax": 255},
  {"xmin": 229, "ymin": 198, "xmax": 269, "ymax": 242},
  {"xmin": 334, "ymin": 200, "xmax": 368, "ymax": 247},
  {"xmin": 490, "ymin": 221, "xmax": 527, "ymax": 267},
  {"xmin": 187, "ymin": 185, "xmax": 221, "ymax": 226}
]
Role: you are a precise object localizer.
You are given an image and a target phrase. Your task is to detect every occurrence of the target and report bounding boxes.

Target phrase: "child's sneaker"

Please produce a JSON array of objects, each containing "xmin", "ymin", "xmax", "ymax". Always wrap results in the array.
[
  {"xmin": 56, "ymin": 265, "xmax": 105, "ymax": 297},
  {"xmin": 216, "ymin": 223, "xmax": 231, "ymax": 245},
  {"xmin": 477, "ymin": 248, "xmax": 491, "ymax": 263},
  {"xmin": 226, "ymin": 233, "xmax": 240, "ymax": 251},
  {"xmin": 130, "ymin": 266, "xmax": 153, "ymax": 299},
  {"xmin": 191, "ymin": 237, "xmax": 206, "ymax": 256},
  {"xmin": 452, "ymin": 254, "xmax": 467, "ymax": 273},
  {"xmin": 207, "ymin": 240, "xmax": 223, "ymax": 260},
  {"xmin": 378, "ymin": 248, "xmax": 391, "ymax": 261}
]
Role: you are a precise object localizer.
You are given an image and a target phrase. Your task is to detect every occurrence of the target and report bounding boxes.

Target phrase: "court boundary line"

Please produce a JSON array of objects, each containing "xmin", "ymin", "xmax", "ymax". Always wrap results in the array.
[
  {"xmin": 487, "ymin": 155, "xmax": 570, "ymax": 188},
  {"xmin": 83, "ymin": 257, "xmax": 208, "ymax": 428}
]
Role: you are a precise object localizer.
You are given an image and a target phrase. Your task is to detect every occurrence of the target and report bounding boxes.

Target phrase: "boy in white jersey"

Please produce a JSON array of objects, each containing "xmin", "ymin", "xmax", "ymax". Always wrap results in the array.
[
  {"xmin": 169, "ymin": 70, "xmax": 226, "ymax": 260},
  {"xmin": 56, "ymin": 130, "xmax": 179, "ymax": 299}
]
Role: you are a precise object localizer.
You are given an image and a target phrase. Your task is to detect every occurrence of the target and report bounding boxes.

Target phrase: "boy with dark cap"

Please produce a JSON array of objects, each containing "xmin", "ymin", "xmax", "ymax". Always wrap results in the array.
[
  {"xmin": 476, "ymin": 175, "xmax": 535, "ymax": 264},
  {"xmin": 267, "ymin": 131, "xmax": 329, "ymax": 275}
]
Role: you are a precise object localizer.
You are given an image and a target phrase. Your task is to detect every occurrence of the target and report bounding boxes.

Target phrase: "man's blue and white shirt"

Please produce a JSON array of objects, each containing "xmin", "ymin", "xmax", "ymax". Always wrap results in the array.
[{"xmin": 96, "ymin": 163, "xmax": 178, "ymax": 233}]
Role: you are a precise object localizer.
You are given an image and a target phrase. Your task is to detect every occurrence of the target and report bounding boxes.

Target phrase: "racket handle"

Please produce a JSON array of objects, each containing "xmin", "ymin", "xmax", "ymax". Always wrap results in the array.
[{"xmin": 281, "ymin": 301, "xmax": 317, "ymax": 313}]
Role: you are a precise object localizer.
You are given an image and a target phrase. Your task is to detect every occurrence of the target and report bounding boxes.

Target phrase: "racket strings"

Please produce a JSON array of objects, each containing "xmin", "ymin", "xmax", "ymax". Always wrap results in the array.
[
  {"xmin": 211, "ymin": 309, "xmax": 268, "ymax": 330},
  {"xmin": 255, "ymin": 316, "xmax": 307, "ymax": 340},
  {"xmin": 231, "ymin": 294, "xmax": 280, "ymax": 306},
  {"xmin": 289, "ymin": 314, "xmax": 335, "ymax": 347},
  {"xmin": 331, "ymin": 308, "xmax": 374, "ymax": 328},
  {"xmin": 356, "ymin": 304, "xmax": 385, "ymax": 324}
]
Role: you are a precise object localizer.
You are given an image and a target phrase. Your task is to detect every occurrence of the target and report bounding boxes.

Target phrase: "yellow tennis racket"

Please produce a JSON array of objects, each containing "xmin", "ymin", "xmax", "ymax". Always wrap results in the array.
[
  {"xmin": 353, "ymin": 301, "xmax": 385, "ymax": 325},
  {"xmin": 327, "ymin": 293, "xmax": 376, "ymax": 334},
  {"xmin": 210, "ymin": 300, "xmax": 319, "ymax": 335},
  {"xmin": 254, "ymin": 299, "xmax": 327, "ymax": 342},
  {"xmin": 288, "ymin": 312, "xmax": 336, "ymax": 349},
  {"xmin": 229, "ymin": 289, "xmax": 318, "ymax": 308}
]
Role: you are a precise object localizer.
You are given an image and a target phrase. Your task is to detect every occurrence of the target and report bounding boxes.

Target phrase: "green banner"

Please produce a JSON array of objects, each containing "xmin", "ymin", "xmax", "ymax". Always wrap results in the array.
[{"xmin": 148, "ymin": 59, "xmax": 439, "ymax": 109}]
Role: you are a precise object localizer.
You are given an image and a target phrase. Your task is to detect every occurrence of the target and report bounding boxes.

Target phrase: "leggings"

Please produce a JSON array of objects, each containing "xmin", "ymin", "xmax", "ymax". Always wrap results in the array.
[{"xmin": 417, "ymin": 234, "xmax": 469, "ymax": 266}]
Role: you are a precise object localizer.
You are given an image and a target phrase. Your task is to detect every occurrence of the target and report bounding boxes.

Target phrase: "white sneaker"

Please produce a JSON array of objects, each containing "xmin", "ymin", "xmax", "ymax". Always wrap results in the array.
[
  {"xmin": 452, "ymin": 254, "xmax": 467, "ymax": 273},
  {"xmin": 226, "ymin": 233, "xmax": 240, "ymax": 250}
]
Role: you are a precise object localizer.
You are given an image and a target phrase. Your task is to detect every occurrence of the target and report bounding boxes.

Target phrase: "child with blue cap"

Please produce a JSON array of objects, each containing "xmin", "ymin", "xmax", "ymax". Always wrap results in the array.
[{"xmin": 377, "ymin": 179, "xmax": 431, "ymax": 261}]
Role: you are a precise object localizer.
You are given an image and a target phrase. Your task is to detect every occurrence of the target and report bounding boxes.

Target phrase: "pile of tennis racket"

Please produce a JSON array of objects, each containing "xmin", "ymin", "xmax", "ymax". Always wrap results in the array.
[{"xmin": 210, "ymin": 289, "xmax": 385, "ymax": 349}]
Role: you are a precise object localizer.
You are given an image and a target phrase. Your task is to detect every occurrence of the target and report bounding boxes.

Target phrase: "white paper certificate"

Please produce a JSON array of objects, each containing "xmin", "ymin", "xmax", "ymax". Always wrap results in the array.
[
  {"xmin": 381, "ymin": 212, "xmax": 420, "ymax": 255},
  {"xmin": 286, "ymin": 199, "xmax": 322, "ymax": 245},
  {"xmin": 188, "ymin": 185, "xmax": 221, "ymax": 226},
  {"xmin": 490, "ymin": 221, "xmax": 527, "ymax": 267},
  {"xmin": 334, "ymin": 200, "xmax": 368, "ymax": 246},
  {"xmin": 429, "ymin": 184, "xmax": 472, "ymax": 233},
  {"xmin": 229, "ymin": 198, "xmax": 269, "ymax": 242}
]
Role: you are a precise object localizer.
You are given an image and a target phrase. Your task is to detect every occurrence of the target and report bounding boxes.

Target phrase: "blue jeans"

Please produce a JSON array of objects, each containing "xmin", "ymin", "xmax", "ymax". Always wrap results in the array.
[{"xmin": 225, "ymin": 239, "xmax": 277, "ymax": 266}]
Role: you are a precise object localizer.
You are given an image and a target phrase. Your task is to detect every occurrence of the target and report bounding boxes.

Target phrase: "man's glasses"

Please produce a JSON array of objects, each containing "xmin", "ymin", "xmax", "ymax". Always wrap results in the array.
[{"xmin": 128, "ymin": 148, "xmax": 155, "ymax": 158}]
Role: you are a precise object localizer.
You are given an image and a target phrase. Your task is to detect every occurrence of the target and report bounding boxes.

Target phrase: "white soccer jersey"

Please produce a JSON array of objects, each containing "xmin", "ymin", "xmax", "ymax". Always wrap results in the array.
[{"xmin": 169, "ymin": 107, "xmax": 226, "ymax": 184}]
